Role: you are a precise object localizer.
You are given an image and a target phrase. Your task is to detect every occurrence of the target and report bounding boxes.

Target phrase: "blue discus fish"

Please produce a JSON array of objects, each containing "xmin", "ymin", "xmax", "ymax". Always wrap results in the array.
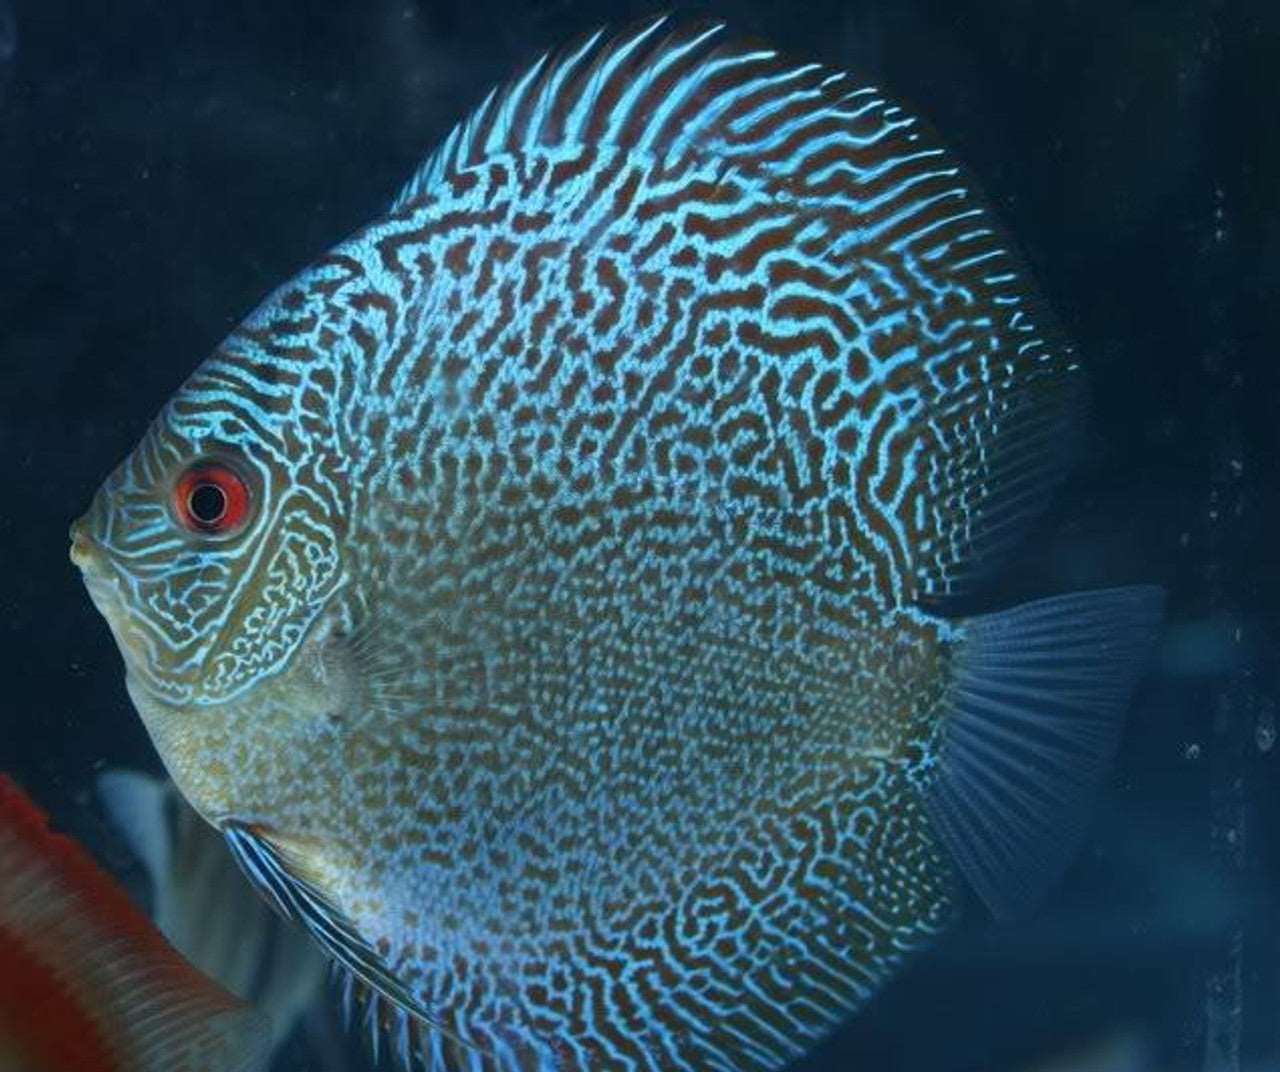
[{"xmin": 71, "ymin": 19, "xmax": 1162, "ymax": 1072}]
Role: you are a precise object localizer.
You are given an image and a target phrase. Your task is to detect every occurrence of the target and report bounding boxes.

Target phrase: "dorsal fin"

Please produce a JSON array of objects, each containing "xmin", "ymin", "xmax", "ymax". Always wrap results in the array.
[
  {"xmin": 394, "ymin": 17, "xmax": 940, "ymax": 208},
  {"xmin": 392, "ymin": 18, "xmax": 1083, "ymax": 603}
]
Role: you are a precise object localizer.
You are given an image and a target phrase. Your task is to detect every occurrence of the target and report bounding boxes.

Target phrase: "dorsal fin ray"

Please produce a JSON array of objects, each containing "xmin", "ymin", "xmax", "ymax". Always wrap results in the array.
[
  {"xmin": 392, "ymin": 18, "xmax": 885, "ymax": 206},
  {"xmin": 391, "ymin": 18, "xmax": 1083, "ymax": 603}
]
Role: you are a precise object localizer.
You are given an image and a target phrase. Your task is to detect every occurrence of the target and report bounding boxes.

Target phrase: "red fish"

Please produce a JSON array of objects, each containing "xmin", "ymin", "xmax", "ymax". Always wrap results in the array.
[{"xmin": 0, "ymin": 774, "xmax": 268, "ymax": 1072}]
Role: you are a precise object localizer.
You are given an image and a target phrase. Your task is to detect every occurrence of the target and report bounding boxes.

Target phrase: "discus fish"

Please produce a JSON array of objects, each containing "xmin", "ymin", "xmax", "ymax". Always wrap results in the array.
[
  {"xmin": 0, "ymin": 774, "xmax": 268, "ymax": 1072},
  {"xmin": 70, "ymin": 19, "xmax": 1163, "ymax": 1072}
]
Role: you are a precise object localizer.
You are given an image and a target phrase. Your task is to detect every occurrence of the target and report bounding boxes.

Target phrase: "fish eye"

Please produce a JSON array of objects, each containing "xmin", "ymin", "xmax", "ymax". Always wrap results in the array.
[{"xmin": 172, "ymin": 461, "xmax": 252, "ymax": 536}]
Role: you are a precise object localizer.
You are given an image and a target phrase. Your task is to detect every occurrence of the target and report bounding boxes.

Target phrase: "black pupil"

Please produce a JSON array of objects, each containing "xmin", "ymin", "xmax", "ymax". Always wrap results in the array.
[{"xmin": 189, "ymin": 482, "xmax": 227, "ymax": 525}]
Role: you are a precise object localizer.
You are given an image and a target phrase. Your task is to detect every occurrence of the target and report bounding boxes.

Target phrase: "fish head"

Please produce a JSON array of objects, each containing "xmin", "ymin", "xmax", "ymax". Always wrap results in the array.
[{"xmin": 70, "ymin": 286, "xmax": 357, "ymax": 823}]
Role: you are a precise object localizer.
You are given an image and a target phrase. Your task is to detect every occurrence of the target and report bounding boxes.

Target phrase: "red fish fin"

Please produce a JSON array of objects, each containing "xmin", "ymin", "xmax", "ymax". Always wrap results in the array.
[
  {"xmin": 0, "ymin": 924, "xmax": 117, "ymax": 1072},
  {"xmin": 0, "ymin": 775, "xmax": 269, "ymax": 1072}
]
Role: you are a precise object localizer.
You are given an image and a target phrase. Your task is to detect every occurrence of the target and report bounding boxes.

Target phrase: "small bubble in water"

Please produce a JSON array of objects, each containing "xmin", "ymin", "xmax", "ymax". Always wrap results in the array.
[{"xmin": 1257, "ymin": 711, "xmax": 1276, "ymax": 754}]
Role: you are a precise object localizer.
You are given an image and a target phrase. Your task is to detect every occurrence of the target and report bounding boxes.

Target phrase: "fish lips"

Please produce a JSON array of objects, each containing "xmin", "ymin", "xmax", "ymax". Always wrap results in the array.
[{"xmin": 71, "ymin": 518, "xmax": 178, "ymax": 703}]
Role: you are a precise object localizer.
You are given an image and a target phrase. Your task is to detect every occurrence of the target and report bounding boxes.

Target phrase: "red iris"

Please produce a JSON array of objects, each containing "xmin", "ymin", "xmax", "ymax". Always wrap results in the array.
[{"xmin": 173, "ymin": 462, "xmax": 251, "ymax": 535}]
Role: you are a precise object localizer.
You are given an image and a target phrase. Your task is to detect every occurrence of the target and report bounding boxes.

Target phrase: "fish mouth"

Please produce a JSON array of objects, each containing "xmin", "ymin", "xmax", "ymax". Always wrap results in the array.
[
  {"xmin": 69, "ymin": 516, "xmax": 96, "ymax": 569},
  {"xmin": 70, "ymin": 527, "xmax": 120, "ymax": 621},
  {"xmin": 70, "ymin": 523, "xmax": 118, "ymax": 622},
  {"xmin": 69, "ymin": 517, "xmax": 156, "ymax": 682}
]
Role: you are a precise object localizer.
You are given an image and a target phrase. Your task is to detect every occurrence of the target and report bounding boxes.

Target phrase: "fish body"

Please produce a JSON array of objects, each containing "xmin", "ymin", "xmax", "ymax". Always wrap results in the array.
[
  {"xmin": 0, "ymin": 774, "xmax": 268, "ymax": 1072},
  {"xmin": 72, "ymin": 20, "xmax": 1162, "ymax": 1072}
]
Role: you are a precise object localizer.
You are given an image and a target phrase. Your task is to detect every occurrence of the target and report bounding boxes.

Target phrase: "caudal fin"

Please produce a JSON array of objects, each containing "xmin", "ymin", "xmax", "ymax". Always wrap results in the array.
[{"xmin": 924, "ymin": 586, "xmax": 1165, "ymax": 920}]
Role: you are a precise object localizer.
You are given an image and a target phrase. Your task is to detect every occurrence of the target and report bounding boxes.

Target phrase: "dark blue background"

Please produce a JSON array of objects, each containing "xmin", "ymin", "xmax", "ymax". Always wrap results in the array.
[{"xmin": 2, "ymin": 2, "xmax": 1276, "ymax": 1069}]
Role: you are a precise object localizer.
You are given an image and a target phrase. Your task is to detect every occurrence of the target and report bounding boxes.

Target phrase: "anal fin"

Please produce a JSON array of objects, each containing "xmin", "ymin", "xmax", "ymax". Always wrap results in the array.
[
  {"xmin": 222, "ymin": 823, "xmax": 439, "ymax": 1035},
  {"xmin": 924, "ymin": 586, "xmax": 1165, "ymax": 920},
  {"xmin": 338, "ymin": 970, "xmax": 526, "ymax": 1072},
  {"xmin": 223, "ymin": 824, "xmax": 557, "ymax": 1070}
]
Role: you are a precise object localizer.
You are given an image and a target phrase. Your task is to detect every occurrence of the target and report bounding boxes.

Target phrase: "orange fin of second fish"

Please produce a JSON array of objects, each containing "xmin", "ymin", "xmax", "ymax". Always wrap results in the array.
[{"xmin": 0, "ymin": 774, "xmax": 269, "ymax": 1072}]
